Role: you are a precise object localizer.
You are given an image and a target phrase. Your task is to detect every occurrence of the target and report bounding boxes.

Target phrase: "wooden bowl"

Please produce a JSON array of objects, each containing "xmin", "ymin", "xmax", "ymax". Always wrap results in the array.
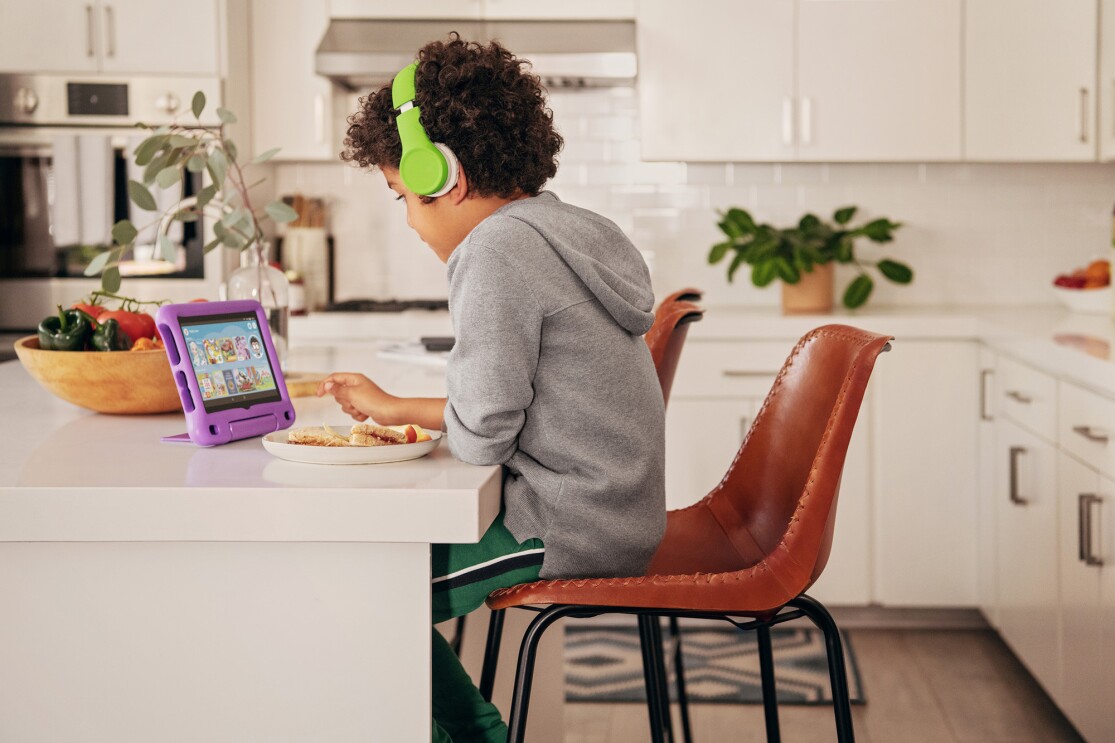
[{"xmin": 14, "ymin": 336, "xmax": 182, "ymax": 415}]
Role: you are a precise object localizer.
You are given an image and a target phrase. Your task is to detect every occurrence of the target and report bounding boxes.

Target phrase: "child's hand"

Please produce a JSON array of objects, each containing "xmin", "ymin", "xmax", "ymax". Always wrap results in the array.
[{"xmin": 315, "ymin": 372, "xmax": 397, "ymax": 423}]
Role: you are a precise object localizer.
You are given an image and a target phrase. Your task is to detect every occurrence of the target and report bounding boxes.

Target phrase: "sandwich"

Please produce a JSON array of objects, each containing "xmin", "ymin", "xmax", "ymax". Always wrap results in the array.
[
  {"xmin": 288, "ymin": 427, "xmax": 350, "ymax": 447},
  {"xmin": 350, "ymin": 422, "xmax": 408, "ymax": 447}
]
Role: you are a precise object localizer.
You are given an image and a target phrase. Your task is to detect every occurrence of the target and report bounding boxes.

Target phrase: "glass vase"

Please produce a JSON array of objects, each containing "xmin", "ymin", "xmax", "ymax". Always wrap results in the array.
[{"xmin": 225, "ymin": 242, "xmax": 290, "ymax": 369}]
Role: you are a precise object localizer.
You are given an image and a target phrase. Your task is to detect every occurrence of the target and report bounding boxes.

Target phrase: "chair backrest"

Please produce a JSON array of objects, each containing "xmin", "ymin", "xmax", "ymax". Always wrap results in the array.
[
  {"xmin": 645, "ymin": 288, "xmax": 704, "ymax": 406},
  {"xmin": 647, "ymin": 324, "xmax": 891, "ymax": 605}
]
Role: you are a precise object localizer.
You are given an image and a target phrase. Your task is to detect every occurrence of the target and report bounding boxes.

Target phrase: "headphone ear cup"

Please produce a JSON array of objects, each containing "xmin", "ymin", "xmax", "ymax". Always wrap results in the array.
[{"xmin": 426, "ymin": 143, "xmax": 460, "ymax": 198}]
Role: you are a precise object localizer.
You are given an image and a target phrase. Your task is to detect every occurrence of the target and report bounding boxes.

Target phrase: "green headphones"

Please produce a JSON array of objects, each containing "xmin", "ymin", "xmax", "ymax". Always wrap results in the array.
[{"xmin": 392, "ymin": 62, "xmax": 460, "ymax": 197}]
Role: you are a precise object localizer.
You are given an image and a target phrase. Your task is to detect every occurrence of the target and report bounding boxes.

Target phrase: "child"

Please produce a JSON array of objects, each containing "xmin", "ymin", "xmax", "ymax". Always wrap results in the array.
[{"xmin": 317, "ymin": 34, "xmax": 665, "ymax": 743}]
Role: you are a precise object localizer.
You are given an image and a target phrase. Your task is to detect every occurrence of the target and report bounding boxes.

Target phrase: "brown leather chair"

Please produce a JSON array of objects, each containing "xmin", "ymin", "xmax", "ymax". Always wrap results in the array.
[{"xmin": 483, "ymin": 325, "xmax": 892, "ymax": 743}]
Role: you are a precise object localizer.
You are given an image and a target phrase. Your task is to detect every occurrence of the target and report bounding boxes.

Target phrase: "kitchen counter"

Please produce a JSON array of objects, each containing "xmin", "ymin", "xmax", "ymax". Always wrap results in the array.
[
  {"xmin": 290, "ymin": 304, "xmax": 1115, "ymax": 398},
  {"xmin": 0, "ymin": 344, "xmax": 497, "ymax": 743}
]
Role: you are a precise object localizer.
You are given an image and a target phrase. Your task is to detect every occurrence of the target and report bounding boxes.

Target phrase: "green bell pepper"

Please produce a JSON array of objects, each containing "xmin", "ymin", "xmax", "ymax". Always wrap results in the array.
[
  {"xmin": 91, "ymin": 318, "xmax": 132, "ymax": 352},
  {"xmin": 37, "ymin": 305, "xmax": 92, "ymax": 351}
]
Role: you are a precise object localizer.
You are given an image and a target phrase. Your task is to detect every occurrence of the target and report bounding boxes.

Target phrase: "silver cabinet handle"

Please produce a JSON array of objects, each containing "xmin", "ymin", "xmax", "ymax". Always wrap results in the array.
[
  {"xmin": 800, "ymin": 97, "xmax": 813, "ymax": 145},
  {"xmin": 105, "ymin": 5, "xmax": 115, "ymax": 58},
  {"xmin": 1079, "ymin": 493, "xmax": 1103, "ymax": 566},
  {"xmin": 722, "ymin": 370, "xmax": 777, "ymax": 378},
  {"xmin": 1072, "ymin": 425, "xmax": 1109, "ymax": 443},
  {"xmin": 1008, "ymin": 446, "xmax": 1028, "ymax": 505},
  {"xmin": 782, "ymin": 97, "xmax": 793, "ymax": 146},
  {"xmin": 85, "ymin": 5, "xmax": 95, "ymax": 57},
  {"xmin": 980, "ymin": 369, "xmax": 994, "ymax": 421},
  {"xmin": 1080, "ymin": 87, "xmax": 1089, "ymax": 143},
  {"xmin": 1006, "ymin": 390, "xmax": 1032, "ymax": 404}
]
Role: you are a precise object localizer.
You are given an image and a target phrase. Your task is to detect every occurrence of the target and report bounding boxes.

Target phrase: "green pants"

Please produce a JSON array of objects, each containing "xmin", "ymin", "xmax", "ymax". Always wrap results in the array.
[{"xmin": 431, "ymin": 512, "xmax": 544, "ymax": 743}]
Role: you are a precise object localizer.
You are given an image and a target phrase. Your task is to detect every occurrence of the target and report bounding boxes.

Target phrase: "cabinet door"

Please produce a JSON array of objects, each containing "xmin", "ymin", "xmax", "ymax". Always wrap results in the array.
[
  {"xmin": 665, "ymin": 398, "xmax": 756, "ymax": 511},
  {"xmin": 251, "ymin": 0, "xmax": 334, "ymax": 161},
  {"xmin": 1057, "ymin": 452, "xmax": 1105, "ymax": 742},
  {"xmin": 966, "ymin": 0, "xmax": 1097, "ymax": 161},
  {"xmin": 1099, "ymin": 472, "xmax": 1115, "ymax": 743},
  {"xmin": 637, "ymin": 0, "xmax": 795, "ymax": 161},
  {"xmin": 873, "ymin": 341, "xmax": 979, "ymax": 606},
  {"xmin": 98, "ymin": 0, "xmax": 219, "ymax": 75},
  {"xmin": 995, "ymin": 420, "xmax": 1059, "ymax": 698},
  {"xmin": 797, "ymin": 0, "xmax": 961, "ymax": 161},
  {"xmin": 0, "ymin": 0, "xmax": 100, "ymax": 73},
  {"xmin": 1102, "ymin": 0, "xmax": 1115, "ymax": 160},
  {"xmin": 977, "ymin": 348, "xmax": 998, "ymax": 626}
]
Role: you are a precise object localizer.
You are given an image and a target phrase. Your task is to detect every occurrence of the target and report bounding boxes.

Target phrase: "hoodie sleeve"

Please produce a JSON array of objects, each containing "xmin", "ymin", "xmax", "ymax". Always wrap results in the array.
[{"xmin": 443, "ymin": 244, "xmax": 543, "ymax": 466}]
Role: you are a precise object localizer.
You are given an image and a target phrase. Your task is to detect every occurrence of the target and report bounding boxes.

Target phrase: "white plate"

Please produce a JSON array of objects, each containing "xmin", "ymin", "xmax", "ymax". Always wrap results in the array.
[{"xmin": 262, "ymin": 424, "xmax": 443, "ymax": 465}]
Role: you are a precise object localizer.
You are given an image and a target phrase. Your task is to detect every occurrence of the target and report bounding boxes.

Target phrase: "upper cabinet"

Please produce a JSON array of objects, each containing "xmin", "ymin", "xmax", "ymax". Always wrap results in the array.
[
  {"xmin": 638, "ymin": 0, "xmax": 795, "ymax": 162},
  {"xmin": 328, "ymin": 0, "xmax": 632, "ymax": 20},
  {"xmin": 251, "ymin": 0, "xmax": 335, "ymax": 161},
  {"xmin": 965, "ymin": 0, "xmax": 1097, "ymax": 161},
  {"xmin": 0, "ymin": 0, "xmax": 219, "ymax": 76},
  {"xmin": 796, "ymin": 0, "xmax": 961, "ymax": 161},
  {"xmin": 1101, "ymin": 0, "xmax": 1115, "ymax": 160},
  {"xmin": 638, "ymin": 0, "xmax": 961, "ymax": 162}
]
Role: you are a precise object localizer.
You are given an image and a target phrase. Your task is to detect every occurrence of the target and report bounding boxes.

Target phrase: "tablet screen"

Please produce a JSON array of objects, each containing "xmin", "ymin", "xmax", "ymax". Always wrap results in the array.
[{"xmin": 179, "ymin": 311, "xmax": 282, "ymax": 412}]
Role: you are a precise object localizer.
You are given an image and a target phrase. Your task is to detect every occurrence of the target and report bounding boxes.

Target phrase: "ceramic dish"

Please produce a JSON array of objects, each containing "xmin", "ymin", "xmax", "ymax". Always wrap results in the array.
[
  {"xmin": 1051, "ymin": 285, "xmax": 1112, "ymax": 315},
  {"xmin": 262, "ymin": 424, "xmax": 442, "ymax": 465}
]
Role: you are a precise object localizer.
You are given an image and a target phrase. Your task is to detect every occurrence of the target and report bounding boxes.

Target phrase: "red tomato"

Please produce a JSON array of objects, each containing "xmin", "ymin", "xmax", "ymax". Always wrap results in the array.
[
  {"xmin": 71, "ymin": 303, "xmax": 106, "ymax": 321},
  {"xmin": 188, "ymin": 298, "xmax": 209, "ymax": 303},
  {"xmin": 99, "ymin": 310, "xmax": 156, "ymax": 343}
]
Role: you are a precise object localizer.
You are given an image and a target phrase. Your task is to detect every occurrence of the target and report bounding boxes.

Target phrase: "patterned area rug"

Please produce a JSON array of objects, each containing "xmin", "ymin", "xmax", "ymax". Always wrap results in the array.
[{"xmin": 565, "ymin": 624, "xmax": 865, "ymax": 705}]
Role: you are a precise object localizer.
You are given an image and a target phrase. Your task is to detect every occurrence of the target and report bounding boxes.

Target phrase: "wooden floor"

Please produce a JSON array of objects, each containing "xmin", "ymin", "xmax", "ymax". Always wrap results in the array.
[{"xmin": 564, "ymin": 629, "xmax": 1084, "ymax": 743}]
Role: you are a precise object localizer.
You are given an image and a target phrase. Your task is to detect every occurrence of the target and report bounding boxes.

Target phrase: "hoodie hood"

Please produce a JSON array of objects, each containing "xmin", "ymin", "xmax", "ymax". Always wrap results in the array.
[{"xmin": 493, "ymin": 192, "xmax": 655, "ymax": 335}]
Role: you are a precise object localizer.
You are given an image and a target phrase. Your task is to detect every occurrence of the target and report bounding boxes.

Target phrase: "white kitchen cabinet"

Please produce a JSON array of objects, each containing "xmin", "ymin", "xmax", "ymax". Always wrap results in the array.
[
  {"xmin": 0, "ymin": 0, "xmax": 100, "ymax": 73},
  {"xmin": 994, "ymin": 418, "xmax": 1060, "ymax": 698},
  {"xmin": 637, "ymin": 0, "xmax": 796, "ymax": 162},
  {"xmin": 0, "ymin": 1, "xmax": 219, "ymax": 76},
  {"xmin": 251, "ymin": 0, "xmax": 335, "ymax": 161},
  {"xmin": 329, "ymin": 0, "xmax": 482, "ymax": 18},
  {"xmin": 664, "ymin": 337, "xmax": 872, "ymax": 606},
  {"xmin": 638, "ymin": 0, "xmax": 960, "ymax": 162},
  {"xmin": 977, "ymin": 347, "xmax": 998, "ymax": 627},
  {"xmin": 872, "ymin": 341, "xmax": 978, "ymax": 607},
  {"xmin": 965, "ymin": 0, "xmax": 1098, "ymax": 161},
  {"xmin": 1101, "ymin": 0, "xmax": 1115, "ymax": 160},
  {"xmin": 796, "ymin": 0, "xmax": 961, "ymax": 161},
  {"xmin": 97, "ymin": 0, "xmax": 219, "ymax": 75},
  {"xmin": 1056, "ymin": 452, "xmax": 1107, "ymax": 743}
]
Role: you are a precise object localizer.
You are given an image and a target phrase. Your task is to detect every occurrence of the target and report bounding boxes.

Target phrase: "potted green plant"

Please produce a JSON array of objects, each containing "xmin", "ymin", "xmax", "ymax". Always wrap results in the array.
[
  {"xmin": 708, "ymin": 206, "xmax": 912, "ymax": 312},
  {"xmin": 83, "ymin": 91, "xmax": 298, "ymax": 294}
]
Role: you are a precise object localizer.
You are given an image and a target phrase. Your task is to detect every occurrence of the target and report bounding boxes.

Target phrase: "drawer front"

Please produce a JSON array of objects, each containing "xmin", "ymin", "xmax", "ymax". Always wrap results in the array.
[
  {"xmin": 1059, "ymin": 381, "xmax": 1115, "ymax": 478},
  {"xmin": 997, "ymin": 355, "xmax": 1057, "ymax": 441},
  {"xmin": 672, "ymin": 341, "xmax": 787, "ymax": 398}
]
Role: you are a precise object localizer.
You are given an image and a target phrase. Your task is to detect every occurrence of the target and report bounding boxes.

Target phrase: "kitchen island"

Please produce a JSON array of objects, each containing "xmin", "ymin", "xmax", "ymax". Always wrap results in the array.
[{"xmin": 0, "ymin": 343, "xmax": 498, "ymax": 743}]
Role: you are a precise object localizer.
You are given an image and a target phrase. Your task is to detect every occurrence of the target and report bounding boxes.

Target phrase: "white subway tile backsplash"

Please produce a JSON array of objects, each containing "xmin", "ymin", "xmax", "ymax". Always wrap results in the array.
[{"xmin": 274, "ymin": 91, "xmax": 1115, "ymax": 309}]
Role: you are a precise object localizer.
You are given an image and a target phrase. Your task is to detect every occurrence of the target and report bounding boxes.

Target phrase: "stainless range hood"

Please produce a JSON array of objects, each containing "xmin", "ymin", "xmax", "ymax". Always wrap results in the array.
[{"xmin": 315, "ymin": 19, "xmax": 636, "ymax": 91}]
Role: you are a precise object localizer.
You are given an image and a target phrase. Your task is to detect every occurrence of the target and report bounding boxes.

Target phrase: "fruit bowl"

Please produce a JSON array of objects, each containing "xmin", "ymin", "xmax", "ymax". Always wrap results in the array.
[
  {"xmin": 14, "ymin": 336, "xmax": 182, "ymax": 414},
  {"xmin": 1051, "ymin": 285, "xmax": 1113, "ymax": 315}
]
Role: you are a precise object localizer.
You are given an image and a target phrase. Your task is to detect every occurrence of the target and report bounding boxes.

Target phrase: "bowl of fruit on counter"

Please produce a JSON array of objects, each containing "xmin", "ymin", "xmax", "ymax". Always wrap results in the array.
[
  {"xmin": 14, "ymin": 293, "xmax": 182, "ymax": 414},
  {"xmin": 1052, "ymin": 259, "xmax": 1111, "ymax": 315}
]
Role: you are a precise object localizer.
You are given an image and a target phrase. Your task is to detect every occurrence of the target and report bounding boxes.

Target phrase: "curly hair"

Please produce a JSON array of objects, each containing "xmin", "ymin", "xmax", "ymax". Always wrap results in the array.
[{"xmin": 342, "ymin": 33, "xmax": 564, "ymax": 198}]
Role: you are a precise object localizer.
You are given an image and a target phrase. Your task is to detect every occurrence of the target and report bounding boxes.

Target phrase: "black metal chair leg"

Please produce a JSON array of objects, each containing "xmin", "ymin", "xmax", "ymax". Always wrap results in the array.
[
  {"xmin": 637, "ymin": 614, "xmax": 669, "ymax": 743},
  {"xmin": 478, "ymin": 608, "xmax": 505, "ymax": 703},
  {"xmin": 756, "ymin": 623, "xmax": 782, "ymax": 743},
  {"xmin": 450, "ymin": 615, "xmax": 466, "ymax": 656},
  {"xmin": 668, "ymin": 616, "xmax": 694, "ymax": 743},
  {"xmin": 649, "ymin": 616, "xmax": 677, "ymax": 742},
  {"xmin": 506, "ymin": 605, "xmax": 575, "ymax": 743},
  {"xmin": 790, "ymin": 595, "xmax": 855, "ymax": 743}
]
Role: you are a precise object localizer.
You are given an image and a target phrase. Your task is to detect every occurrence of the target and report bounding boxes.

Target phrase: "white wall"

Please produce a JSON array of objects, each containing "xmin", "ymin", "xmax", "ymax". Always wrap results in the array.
[{"xmin": 271, "ymin": 86, "xmax": 1115, "ymax": 308}]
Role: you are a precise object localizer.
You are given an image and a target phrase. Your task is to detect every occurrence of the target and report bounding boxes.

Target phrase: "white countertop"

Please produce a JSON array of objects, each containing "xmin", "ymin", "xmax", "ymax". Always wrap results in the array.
[{"xmin": 0, "ymin": 343, "xmax": 500, "ymax": 544}]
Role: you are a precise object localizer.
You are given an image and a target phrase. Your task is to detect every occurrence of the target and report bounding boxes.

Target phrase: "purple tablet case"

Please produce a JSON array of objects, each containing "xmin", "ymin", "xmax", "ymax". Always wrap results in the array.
[{"xmin": 156, "ymin": 300, "xmax": 295, "ymax": 447}]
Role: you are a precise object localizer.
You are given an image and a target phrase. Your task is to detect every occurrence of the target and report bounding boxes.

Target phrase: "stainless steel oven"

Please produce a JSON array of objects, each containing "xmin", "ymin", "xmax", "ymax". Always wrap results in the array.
[{"xmin": 0, "ymin": 74, "xmax": 226, "ymax": 330}]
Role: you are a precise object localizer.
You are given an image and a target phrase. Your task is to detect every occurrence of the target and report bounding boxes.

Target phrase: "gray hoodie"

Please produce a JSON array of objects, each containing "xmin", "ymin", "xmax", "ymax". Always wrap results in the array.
[{"xmin": 443, "ymin": 191, "xmax": 666, "ymax": 580}]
